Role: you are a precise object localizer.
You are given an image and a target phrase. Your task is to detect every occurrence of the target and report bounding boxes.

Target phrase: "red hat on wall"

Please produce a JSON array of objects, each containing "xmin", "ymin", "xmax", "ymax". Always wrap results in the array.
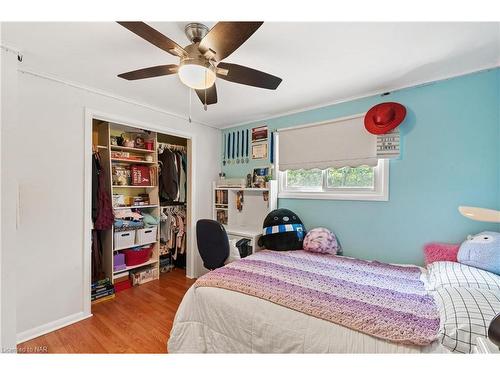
[{"xmin": 364, "ymin": 102, "xmax": 406, "ymax": 135}]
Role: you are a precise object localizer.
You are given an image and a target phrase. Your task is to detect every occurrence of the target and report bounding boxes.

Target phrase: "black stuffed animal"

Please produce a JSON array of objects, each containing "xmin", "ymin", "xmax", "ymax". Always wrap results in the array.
[{"xmin": 257, "ymin": 208, "xmax": 305, "ymax": 251}]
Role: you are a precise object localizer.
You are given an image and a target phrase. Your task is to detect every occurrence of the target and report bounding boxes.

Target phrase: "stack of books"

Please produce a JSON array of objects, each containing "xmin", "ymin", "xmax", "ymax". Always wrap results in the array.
[{"xmin": 91, "ymin": 278, "xmax": 115, "ymax": 303}]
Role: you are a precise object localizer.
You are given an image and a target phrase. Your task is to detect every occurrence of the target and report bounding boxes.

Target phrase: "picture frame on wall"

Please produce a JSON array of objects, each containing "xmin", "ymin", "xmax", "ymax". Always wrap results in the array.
[
  {"xmin": 252, "ymin": 141, "xmax": 268, "ymax": 160},
  {"xmin": 252, "ymin": 125, "xmax": 268, "ymax": 142},
  {"xmin": 253, "ymin": 167, "xmax": 270, "ymax": 188}
]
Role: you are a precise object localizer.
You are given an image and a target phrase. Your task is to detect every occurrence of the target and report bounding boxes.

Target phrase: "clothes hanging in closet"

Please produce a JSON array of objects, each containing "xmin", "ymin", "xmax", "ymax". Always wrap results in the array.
[
  {"xmin": 158, "ymin": 148, "xmax": 178, "ymax": 202},
  {"xmin": 91, "ymin": 230, "xmax": 105, "ymax": 283},
  {"xmin": 93, "ymin": 152, "xmax": 114, "ymax": 230},
  {"xmin": 91, "ymin": 151, "xmax": 114, "ymax": 283},
  {"xmin": 160, "ymin": 206, "xmax": 187, "ymax": 268},
  {"xmin": 158, "ymin": 146, "xmax": 187, "ymax": 204},
  {"xmin": 179, "ymin": 152, "xmax": 187, "ymax": 202}
]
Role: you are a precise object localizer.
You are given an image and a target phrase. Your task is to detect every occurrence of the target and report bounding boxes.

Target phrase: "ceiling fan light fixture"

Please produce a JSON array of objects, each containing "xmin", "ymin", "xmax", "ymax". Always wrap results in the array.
[{"xmin": 178, "ymin": 58, "xmax": 216, "ymax": 90}]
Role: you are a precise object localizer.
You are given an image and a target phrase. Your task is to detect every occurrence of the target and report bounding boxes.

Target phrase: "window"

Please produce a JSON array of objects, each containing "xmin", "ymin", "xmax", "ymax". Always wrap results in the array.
[
  {"xmin": 279, "ymin": 160, "xmax": 389, "ymax": 201},
  {"xmin": 276, "ymin": 114, "xmax": 390, "ymax": 201}
]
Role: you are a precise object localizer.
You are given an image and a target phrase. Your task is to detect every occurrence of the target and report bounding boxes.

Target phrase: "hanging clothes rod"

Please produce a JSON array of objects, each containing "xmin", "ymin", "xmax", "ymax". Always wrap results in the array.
[
  {"xmin": 161, "ymin": 205, "xmax": 186, "ymax": 214},
  {"xmin": 161, "ymin": 206, "xmax": 185, "ymax": 211},
  {"xmin": 160, "ymin": 202, "xmax": 186, "ymax": 208},
  {"xmin": 157, "ymin": 142, "xmax": 186, "ymax": 152}
]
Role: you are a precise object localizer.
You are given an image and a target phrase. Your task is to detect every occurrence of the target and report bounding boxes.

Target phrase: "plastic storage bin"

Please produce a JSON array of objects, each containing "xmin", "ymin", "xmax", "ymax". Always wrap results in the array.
[
  {"xmin": 114, "ymin": 279, "xmax": 132, "ymax": 293},
  {"xmin": 136, "ymin": 226, "xmax": 157, "ymax": 244},
  {"xmin": 114, "ymin": 230, "xmax": 136, "ymax": 249},
  {"xmin": 113, "ymin": 253, "xmax": 127, "ymax": 272},
  {"xmin": 123, "ymin": 246, "xmax": 153, "ymax": 266}
]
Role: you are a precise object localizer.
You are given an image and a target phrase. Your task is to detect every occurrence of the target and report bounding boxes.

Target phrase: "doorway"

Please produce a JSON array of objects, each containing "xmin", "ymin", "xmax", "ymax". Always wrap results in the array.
[{"xmin": 85, "ymin": 110, "xmax": 195, "ymax": 313}]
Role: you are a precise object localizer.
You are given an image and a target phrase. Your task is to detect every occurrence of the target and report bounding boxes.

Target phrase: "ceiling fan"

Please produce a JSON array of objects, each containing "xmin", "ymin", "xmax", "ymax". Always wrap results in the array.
[{"xmin": 117, "ymin": 21, "xmax": 282, "ymax": 110}]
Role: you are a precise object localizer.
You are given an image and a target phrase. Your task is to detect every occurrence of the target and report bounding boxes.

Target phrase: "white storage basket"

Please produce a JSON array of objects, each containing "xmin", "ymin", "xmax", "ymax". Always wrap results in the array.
[
  {"xmin": 136, "ymin": 226, "xmax": 157, "ymax": 244},
  {"xmin": 114, "ymin": 230, "xmax": 136, "ymax": 250}
]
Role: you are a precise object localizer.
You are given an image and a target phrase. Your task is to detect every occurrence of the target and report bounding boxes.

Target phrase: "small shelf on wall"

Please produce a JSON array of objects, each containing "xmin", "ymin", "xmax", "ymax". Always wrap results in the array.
[
  {"xmin": 212, "ymin": 181, "xmax": 277, "ymax": 239},
  {"xmin": 110, "ymin": 145, "xmax": 156, "ymax": 154},
  {"xmin": 113, "ymin": 258, "xmax": 158, "ymax": 274}
]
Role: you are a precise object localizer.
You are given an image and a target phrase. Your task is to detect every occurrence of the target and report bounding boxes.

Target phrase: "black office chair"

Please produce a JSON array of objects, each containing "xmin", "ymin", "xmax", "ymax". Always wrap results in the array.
[{"xmin": 196, "ymin": 219, "xmax": 230, "ymax": 270}]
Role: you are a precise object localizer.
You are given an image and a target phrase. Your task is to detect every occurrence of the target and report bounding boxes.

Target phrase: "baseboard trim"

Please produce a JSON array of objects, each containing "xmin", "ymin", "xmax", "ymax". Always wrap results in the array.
[{"xmin": 16, "ymin": 311, "xmax": 92, "ymax": 344}]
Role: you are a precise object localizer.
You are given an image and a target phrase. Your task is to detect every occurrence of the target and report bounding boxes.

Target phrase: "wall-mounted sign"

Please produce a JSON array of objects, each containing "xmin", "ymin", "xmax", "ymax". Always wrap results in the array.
[
  {"xmin": 252, "ymin": 141, "xmax": 268, "ymax": 160},
  {"xmin": 252, "ymin": 125, "xmax": 268, "ymax": 143},
  {"xmin": 376, "ymin": 128, "xmax": 400, "ymax": 158}
]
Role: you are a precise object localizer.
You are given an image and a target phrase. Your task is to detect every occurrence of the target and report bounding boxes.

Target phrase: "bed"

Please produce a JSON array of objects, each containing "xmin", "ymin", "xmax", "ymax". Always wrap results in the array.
[{"xmin": 168, "ymin": 251, "xmax": 500, "ymax": 353}]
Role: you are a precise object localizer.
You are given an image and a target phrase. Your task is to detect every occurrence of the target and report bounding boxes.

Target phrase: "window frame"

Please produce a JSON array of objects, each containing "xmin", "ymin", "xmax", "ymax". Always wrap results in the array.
[{"xmin": 278, "ymin": 159, "xmax": 389, "ymax": 201}]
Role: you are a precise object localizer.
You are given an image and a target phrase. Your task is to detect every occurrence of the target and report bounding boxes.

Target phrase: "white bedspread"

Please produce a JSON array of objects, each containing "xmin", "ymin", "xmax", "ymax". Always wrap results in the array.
[{"xmin": 168, "ymin": 285, "xmax": 448, "ymax": 353}]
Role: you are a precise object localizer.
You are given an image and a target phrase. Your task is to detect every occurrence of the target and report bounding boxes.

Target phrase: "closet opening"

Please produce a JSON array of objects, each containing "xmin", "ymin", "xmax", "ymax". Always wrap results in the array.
[{"xmin": 90, "ymin": 117, "xmax": 192, "ymax": 307}]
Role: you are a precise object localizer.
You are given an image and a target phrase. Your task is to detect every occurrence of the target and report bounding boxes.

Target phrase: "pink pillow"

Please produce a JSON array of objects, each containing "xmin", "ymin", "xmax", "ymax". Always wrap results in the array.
[
  {"xmin": 423, "ymin": 242, "xmax": 459, "ymax": 266},
  {"xmin": 303, "ymin": 227, "xmax": 340, "ymax": 255}
]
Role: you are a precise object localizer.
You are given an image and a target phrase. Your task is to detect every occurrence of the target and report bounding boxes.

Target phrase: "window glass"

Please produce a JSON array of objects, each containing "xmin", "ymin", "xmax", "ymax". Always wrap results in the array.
[
  {"xmin": 286, "ymin": 169, "xmax": 322, "ymax": 188},
  {"xmin": 326, "ymin": 166, "xmax": 374, "ymax": 188}
]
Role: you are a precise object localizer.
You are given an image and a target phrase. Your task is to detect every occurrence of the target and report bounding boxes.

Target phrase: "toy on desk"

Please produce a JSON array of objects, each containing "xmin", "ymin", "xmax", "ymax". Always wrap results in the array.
[{"xmin": 258, "ymin": 208, "xmax": 305, "ymax": 251}]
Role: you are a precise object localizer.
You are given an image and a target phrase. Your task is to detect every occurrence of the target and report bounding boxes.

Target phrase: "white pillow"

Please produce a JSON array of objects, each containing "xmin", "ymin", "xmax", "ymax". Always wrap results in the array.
[
  {"xmin": 427, "ymin": 261, "xmax": 500, "ymax": 291},
  {"xmin": 433, "ymin": 286, "xmax": 500, "ymax": 353}
]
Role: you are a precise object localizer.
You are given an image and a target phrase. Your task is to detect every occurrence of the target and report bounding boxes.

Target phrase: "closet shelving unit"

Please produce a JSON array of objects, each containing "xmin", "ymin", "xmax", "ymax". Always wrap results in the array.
[{"xmin": 93, "ymin": 121, "xmax": 161, "ymax": 285}]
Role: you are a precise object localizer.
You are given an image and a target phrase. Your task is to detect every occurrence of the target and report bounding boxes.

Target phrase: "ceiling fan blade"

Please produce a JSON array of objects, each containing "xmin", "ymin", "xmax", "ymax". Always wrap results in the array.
[
  {"xmin": 216, "ymin": 62, "xmax": 282, "ymax": 90},
  {"xmin": 199, "ymin": 22, "xmax": 263, "ymax": 61},
  {"xmin": 117, "ymin": 21, "xmax": 187, "ymax": 58},
  {"xmin": 195, "ymin": 84, "xmax": 218, "ymax": 108},
  {"xmin": 118, "ymin": 64, "xmax": 178, "ymax": 80}
]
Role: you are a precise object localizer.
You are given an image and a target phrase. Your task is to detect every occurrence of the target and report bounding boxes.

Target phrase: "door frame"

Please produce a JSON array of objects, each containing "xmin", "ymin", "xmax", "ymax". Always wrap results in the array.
[{"xmin": 83, "ymin": 108, "xmax": 197, "ymax": 316}]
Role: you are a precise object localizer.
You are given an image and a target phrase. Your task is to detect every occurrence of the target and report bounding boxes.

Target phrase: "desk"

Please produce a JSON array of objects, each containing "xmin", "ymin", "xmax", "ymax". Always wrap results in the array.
[{"xmin": 224, "ymin": 225, "xmax": 263, "ymax": 254}]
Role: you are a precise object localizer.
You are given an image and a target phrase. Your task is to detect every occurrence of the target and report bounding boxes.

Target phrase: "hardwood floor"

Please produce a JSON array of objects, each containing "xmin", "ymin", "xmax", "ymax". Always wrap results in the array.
[{"xmin": 17, "ymin": 269, "xmax": 195, "ymax": 353}]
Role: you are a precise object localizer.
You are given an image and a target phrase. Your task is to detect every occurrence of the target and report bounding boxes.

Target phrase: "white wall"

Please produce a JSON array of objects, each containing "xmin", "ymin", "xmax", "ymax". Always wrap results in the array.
[
  {"xmin": 1, "ymin": 41, "xmax": 19, "ymax": 351},
  {"xmin": 5, "ymin": 67, "xmax": 220, "ymax": 342}
]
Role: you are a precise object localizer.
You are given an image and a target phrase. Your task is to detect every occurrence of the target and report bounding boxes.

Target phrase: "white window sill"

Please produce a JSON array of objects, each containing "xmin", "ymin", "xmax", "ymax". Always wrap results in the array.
[{"xmin": 278, "ymin": 191, "xmax": 388, "ymax": 201}]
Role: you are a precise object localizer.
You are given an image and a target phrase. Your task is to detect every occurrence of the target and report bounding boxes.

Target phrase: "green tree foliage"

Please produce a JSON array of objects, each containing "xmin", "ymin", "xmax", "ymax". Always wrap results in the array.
[
  {"xmin": 327, "ymin": 166, "xmax": 374, "ymax": 188},
  {"xmin": 287, "ymin": 169, "xmax": 322, "ymax": 187},
  {"xmin": 286, "ymin": 166, "xmax": 374, "ymax": 188}
]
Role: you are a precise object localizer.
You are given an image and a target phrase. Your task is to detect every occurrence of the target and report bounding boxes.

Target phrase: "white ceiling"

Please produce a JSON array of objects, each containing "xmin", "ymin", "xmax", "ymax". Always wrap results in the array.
[{"xmin": 3, "ymin": 22, "xmax": 499, "ymax": 128}]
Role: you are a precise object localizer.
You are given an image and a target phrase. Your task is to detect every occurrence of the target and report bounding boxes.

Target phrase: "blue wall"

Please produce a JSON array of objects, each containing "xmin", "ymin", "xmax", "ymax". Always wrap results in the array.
[{"xmin": 221, "ymin": 68, "xmax": 500, "ymax": 265}]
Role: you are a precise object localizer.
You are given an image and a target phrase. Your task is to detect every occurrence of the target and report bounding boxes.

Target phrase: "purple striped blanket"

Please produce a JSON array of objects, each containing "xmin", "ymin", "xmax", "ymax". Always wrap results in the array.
[{"xmin": 195, "ymin": 250, "xmax": 440, "ymax": 346}]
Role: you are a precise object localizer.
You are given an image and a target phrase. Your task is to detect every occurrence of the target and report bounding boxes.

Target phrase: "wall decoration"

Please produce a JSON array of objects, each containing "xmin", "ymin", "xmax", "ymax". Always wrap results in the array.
[
  {"xmin": 253, "ymin": 167, "xmax": 270, "ymax": 188},
  {"xmin": 376, "ymin": 128, "xmax": 400, "ymax": 158},
  {"xmin": 252, "ymin": 125, "xmax": 268, "ymax": 142},
  {"xmin": 269, "ymin": 131, "xmax": 275, "ymax": 164},
  {"xmin": 236, "ymin": 190, "xmax": 244, "ymax": 212},
  {"xmin": 245, "ymin": 129, "xmax": 249, "ymax": 163},
  {"xmin": 364, "ymin": 102, "xmax": 406, "ymax": 135},
  {"xmin": 222, "ymin": 133, "xmax": 227, "ymax": 166},
  {"xmin": 252, "ymin": 141, "xmax": 268, "ymax": 160}
]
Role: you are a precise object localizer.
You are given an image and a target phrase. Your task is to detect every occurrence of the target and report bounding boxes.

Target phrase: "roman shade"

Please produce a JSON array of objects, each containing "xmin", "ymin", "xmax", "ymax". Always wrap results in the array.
[{"xmin": 277, "ymin": 115, "xmax": 377, "ymax": 171}]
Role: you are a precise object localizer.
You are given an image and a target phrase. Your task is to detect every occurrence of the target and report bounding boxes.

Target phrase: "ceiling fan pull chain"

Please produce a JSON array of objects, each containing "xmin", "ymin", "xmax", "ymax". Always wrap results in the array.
[
  {"xmin": 204, "ymin": 69, "xmax": 208, "ymax": 111},
  {"xmin": 188, "ymin": 88, "xmax": 192, "ymax": 123}
]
